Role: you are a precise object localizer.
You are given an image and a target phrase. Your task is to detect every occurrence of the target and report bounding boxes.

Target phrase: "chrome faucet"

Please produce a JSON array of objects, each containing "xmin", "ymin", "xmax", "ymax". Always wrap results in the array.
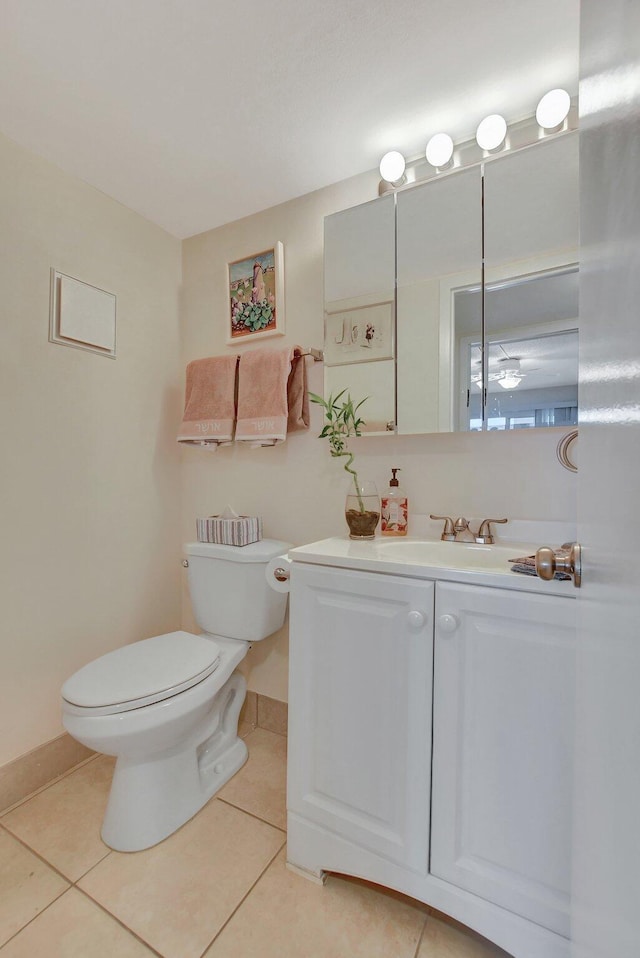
[
  {"xmin": 453, "ymin": 517, "xmax": 473, "ymax": 540},
  {"xmin": 431, "ymin": 515, "xmax": 508, "ymax": 544},
  {"xmin": 474, "ymin": 518, "xmax": 508, "ymax": 544},
  {"xmin": 429, "ymin": 515, "xmax": 456, "ymax": 541}
]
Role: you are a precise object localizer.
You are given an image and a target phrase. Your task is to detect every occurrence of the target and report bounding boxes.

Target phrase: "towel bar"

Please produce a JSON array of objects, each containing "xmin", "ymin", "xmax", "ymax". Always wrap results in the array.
[{"xmin": 296, "ymin": 347, "xmax": 324, "ymax": 362}]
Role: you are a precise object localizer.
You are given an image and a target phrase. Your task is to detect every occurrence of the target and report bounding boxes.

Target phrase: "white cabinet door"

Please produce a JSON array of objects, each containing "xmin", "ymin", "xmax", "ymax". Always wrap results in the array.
[
  {"xmin": 288, "ymin": 563, "xmax": 433, "ymax": 873},
  {"xmin": 431, "ymin": 582, "xmax": 576, "ymax": 938}
]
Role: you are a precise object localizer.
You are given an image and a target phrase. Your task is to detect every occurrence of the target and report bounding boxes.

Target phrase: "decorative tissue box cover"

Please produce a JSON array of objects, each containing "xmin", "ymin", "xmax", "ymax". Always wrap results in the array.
[{"xmin": 196, "ymin": 515, "xmax": 263, "ymax": 546}]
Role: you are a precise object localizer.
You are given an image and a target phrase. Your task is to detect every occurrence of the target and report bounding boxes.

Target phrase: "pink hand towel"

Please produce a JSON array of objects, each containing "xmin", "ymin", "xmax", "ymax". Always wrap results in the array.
[
  {"xmin": 236, "ymin": 346, "xmax": 309, "ymax": 446},
  {"xmin": 177, "ymin": 355, "xmax": 238, "ymax": 445}
]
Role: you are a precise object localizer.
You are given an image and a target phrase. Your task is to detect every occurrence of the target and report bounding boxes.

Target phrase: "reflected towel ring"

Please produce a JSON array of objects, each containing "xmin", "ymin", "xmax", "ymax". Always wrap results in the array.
[{"xmin": 557, "ymin": 429, "xmax": 578, "ymax": 472}]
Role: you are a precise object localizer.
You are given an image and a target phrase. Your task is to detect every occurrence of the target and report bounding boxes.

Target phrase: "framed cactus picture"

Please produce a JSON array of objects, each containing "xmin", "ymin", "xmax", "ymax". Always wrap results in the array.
[{"xmin": 226, "ymin": 242, "xmax": 285, "ymax": 343}]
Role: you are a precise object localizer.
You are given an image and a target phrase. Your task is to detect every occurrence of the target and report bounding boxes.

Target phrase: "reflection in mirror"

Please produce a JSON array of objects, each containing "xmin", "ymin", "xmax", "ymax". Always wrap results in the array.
[
  {"xmin": 324, "ymin": 360, "xmax": 395, "ymax": 435},
  {"xmin": 457, "ymin": 265, "xmax": 579, "ymax": 430},
  {"xmin": 480, "ymin": 131, "xmax": 579, "ymax": 432},
  {"xmin": 324, "ymin": 193, "xmax": 396, "ymax": 434},
  {"xmin": 396, "ymin": 167, "xmax": 482, "ymax": 434},
  {"xmin": 324, "ymin": 130, "xmax": 578, "ymax": 435}
]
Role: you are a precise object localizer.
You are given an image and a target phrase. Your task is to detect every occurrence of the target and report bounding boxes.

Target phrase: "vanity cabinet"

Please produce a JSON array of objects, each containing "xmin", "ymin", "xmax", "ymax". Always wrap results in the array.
[
  {"xmin": 287, "ymin": 557, "xmax": 576, "ymax": 958},
  {"xmin": 431, "ymin": 582, "xmax": 575, "ymax": 939},
  {"xmin": 287, "ymin": 563, "xmax": 433, "ymax": 872}
]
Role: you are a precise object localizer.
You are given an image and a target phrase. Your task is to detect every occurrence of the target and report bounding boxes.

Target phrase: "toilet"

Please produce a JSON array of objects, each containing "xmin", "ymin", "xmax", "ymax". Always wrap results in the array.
[{"xmin": 61, "ymin": 538, "xmax": 290, "ymax": 852}]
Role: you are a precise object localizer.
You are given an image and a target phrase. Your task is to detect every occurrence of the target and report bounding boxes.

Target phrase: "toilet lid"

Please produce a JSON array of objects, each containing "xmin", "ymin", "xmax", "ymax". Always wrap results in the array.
[{"xmin": 62, "ymin": 631, "xmax": 221, "ymax": 711}]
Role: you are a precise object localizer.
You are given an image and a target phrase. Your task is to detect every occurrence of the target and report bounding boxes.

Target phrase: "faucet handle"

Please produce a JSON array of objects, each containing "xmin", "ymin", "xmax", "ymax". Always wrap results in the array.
[
  {"xmin": 475, "ymin": 518, "xmax": 508, "ymax": 544},
  {"xmin": 430, "ymin": 515, "xmax": 456, "ymax": 541}
]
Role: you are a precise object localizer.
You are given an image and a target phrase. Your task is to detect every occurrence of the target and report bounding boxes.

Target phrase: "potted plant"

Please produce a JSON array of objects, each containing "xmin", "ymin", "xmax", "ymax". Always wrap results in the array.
[{"xmin": 309, "ymin": 389, "xmax": 380, "ymax": 539}]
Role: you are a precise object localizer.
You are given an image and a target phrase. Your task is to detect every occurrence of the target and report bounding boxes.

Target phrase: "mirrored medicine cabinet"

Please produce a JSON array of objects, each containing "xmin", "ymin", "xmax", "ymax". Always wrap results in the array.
[{"xmin": 323, "ymin": 131, "xmax": 579, "ymax": 434}]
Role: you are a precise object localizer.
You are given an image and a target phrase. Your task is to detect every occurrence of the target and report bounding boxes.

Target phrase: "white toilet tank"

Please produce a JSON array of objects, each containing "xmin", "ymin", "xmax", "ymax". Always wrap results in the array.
[{"xmin": 184, "ymin": 539, "xmax": 291, "ymax": 642}]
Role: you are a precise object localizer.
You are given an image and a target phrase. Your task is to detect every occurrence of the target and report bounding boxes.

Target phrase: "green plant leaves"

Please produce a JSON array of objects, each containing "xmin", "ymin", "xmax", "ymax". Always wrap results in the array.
[
  {"xmin": 236, "ymin": 300, "xmax": 274, "ymax": 331},
  {"xmin": 309, "ymin": 390, "xmax": 369, "ymax": 512}
]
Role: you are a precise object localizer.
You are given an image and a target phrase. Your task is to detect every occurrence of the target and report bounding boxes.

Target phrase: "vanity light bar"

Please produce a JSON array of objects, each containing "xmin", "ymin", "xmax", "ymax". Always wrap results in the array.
[{"xmin": 378, "ymin": 88, "xmax": 573, "ymax": 187}]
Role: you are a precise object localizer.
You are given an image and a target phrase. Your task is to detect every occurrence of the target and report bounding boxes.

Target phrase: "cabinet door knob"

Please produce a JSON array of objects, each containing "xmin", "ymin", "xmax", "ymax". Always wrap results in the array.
[
  {"xmin": 407, "ymin": 610, "xmax": 426, "ymax": 629},
  {"xmin": 438, "ymin": 613, "xmax": 459, "ymax": 634}
]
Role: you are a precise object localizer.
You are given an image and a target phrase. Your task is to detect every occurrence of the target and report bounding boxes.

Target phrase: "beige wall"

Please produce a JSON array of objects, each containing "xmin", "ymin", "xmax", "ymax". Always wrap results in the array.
[
  {"xmin": 181, "ymin": 171, "xmax": 578, "ymax": 703},
  {"xmin": 0, "ymin": 130, "xmax": 577, "ymax": 769},
  {"xmin": 0, "ymin": 133, "xmax": 183, "ymax": 766}
]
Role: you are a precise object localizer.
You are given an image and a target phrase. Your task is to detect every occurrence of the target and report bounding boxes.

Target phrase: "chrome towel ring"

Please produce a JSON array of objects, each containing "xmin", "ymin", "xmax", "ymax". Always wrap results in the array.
[{"xmin": 557, "ymin": 429, "xmax": 578, "ymax": 473}]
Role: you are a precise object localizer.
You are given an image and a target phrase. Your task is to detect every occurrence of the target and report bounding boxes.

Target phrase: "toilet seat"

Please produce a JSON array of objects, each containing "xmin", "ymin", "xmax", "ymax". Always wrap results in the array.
[{"xmin": 61, "ymin": 631, "xmax": 221, "ymax": 715}]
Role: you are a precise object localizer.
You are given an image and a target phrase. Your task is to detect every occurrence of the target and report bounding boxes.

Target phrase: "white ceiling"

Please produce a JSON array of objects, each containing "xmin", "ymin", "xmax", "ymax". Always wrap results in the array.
[{"xmin": 0, "ymin": 0, "xmax": 580, "ymax": 239}]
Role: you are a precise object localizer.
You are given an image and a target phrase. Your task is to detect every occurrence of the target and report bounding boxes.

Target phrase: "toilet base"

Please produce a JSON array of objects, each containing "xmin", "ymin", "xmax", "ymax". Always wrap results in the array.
[{"xmin": 101, "ymin": 671, "xmax": 248, "ymax": 852}]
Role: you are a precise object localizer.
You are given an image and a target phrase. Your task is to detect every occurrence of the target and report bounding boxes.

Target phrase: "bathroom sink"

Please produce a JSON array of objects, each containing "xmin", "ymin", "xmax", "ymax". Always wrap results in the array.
[
  {"xmin": 375, "ymin": 538, "xmax": 521, "ymax": 573},
  {"xmin": 290, "ymin": 533, "xmax": 572, "ymax": 594}
]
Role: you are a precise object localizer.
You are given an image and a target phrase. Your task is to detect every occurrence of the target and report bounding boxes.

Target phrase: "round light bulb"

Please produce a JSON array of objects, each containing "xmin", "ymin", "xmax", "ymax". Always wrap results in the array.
[
  {"xmin": 476, "ymin": 114, "xmax": 507, "ymax": 152},
  {"xmin": 379, "ymin": 150, "xmax": 406, "ymax": 184},
  {"xmin": 425, "ymin": 133, "xmax": 454, "ymax": 168},
  {"xmin": 536, "ymin": 88, "xmax": 571, "ymax": 129}
]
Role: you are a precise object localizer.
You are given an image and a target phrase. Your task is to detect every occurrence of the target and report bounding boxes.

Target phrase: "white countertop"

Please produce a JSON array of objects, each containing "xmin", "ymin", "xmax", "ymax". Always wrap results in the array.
[{"xmin": 289, "ymin": 535, "xmax": 576, "ymax": 597}]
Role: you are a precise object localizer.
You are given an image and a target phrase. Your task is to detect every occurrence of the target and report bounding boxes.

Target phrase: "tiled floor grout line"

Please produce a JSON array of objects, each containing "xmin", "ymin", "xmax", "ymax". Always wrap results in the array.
[
  {"xmin": 0, "ymin": 885, "xmax": 70, "ymax": 952},
  {"xmin": 73, "ymin": 885, "xmax": 167, "ymax": 958},
  {"xmin": 0, "ymin": 752, "xmax": 101, "ymax": 818},
  {"xmin": 0, "ymin": 727, "xmax": 283, "ymax": 820},
  {"xmin": 2, "ymin": 797, "xmax": 287, "ymax": 955},
  {"xmin": 0, "ymin": 819, "xmax": 82, "ymax": 886},
  {"xmin": 411, "ymin": 913, "xmax": 429, "ymax": 958},
  {"xmin": 195, "ymin": 837, "xmax": 287, "ymax": 958},
  {"xmin": 255, "ymin": 727, "xmax": 287, "ymax": 739},
  {"xmin": 0, "ymin": 742, "xmax": 474, "ymax": 958},
  {"xmin": 215, "ymin": 795, "xmax": 287, "ymax": 833},
  {"xmin": 72, "ymin": 848, "xmax": 113, "ymax": 883}
]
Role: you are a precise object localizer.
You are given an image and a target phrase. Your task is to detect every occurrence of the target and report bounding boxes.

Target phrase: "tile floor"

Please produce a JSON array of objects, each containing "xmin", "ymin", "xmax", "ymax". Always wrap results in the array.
[{"xmin": 0, "ymin": 723, "xmax": 510, "ymax": 957}]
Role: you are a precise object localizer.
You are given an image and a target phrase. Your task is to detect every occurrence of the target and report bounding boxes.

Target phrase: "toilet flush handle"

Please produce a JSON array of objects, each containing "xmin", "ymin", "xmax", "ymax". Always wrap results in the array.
[{"xmin": 182, "ymin": 559, "xmax": 189, "ymax": 568}]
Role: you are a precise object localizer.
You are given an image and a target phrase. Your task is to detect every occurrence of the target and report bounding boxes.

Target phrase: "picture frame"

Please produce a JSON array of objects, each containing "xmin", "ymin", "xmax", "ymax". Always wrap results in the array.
[{"xmin": 226, "ymin": 242, "xmax": 285, "ymax": 344}]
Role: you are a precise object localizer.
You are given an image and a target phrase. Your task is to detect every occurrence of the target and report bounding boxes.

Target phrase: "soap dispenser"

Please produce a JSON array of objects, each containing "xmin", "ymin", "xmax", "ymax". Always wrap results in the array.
[{"xmin": 381, "ymin": 468, "xmax": 408, "ymax": 537}]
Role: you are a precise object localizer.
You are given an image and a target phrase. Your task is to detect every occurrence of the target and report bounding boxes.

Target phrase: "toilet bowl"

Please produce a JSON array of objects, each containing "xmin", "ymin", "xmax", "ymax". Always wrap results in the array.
[{"xmin": 61, "ymin": 539, "xmax": 290, "ymax": 852}]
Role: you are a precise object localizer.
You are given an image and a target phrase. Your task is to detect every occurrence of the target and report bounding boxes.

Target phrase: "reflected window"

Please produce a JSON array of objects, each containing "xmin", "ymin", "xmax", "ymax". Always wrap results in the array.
[{"xmin": 456, "ymin": 265, "xmax": 579, "ymax": 431}]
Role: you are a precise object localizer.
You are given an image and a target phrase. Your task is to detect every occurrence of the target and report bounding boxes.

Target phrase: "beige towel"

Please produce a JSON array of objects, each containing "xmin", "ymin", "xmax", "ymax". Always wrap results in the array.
[
  {"xmin": 287, "ymin": 347, "xmax": 310, "ymax": 433},
  {"xmin": 236, "ymin": 346, "xmax": 309, "ymax": 446},
  {"xmin": 177, "ymin": 355, "xmax": 238, "ymax": 446}
]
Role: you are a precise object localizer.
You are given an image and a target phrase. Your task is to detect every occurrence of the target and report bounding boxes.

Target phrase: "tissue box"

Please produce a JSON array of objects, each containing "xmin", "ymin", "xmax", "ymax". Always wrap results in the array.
[{"xmin": 196, "ymin": 514, "xmax": 263, "ymax": 546}]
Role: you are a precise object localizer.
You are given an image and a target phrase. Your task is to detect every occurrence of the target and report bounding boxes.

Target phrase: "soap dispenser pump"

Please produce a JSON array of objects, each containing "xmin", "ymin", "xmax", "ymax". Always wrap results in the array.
[{"xmin": 381, "ymin": 468, "xmax": 408, "ymax": 537}]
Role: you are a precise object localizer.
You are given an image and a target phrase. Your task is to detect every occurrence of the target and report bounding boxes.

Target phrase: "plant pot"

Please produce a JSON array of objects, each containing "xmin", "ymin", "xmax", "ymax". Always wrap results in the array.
[{"xmin": 345, "ymin": 479, "xmax": 380, "ymax": 540}]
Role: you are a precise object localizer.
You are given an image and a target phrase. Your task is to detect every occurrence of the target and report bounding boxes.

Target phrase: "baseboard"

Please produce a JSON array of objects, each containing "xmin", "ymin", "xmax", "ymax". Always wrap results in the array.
[
  {"xmin": 240, "ymin": 691, "xmax": 288, "ymax": 736},
  {"xmin": 0, "ymin": 733, "xmax": 95, "ymax": 814},
  {"xmin": 1, "ymin": 692, "xmax": 288, "ymax": 813},
  {"xmin": 257, "ymin": 693, "xmax": 288, "ymax": 735}
]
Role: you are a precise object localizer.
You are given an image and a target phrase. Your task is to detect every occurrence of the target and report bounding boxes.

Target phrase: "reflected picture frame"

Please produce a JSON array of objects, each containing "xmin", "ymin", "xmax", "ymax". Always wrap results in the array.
[{"xmin": 323, "ymin": 299, "xmax": 394, "ymax": 366}]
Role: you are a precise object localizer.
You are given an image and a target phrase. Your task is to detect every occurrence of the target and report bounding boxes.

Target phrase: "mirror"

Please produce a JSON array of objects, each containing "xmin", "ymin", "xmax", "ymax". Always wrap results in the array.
[
  {"xmin": 323, "ymin": 193, "xmax": 396, "ymax": 433},
  {"xmin": 480, "ymin": 133, "xmax": 579, "ymax": 431},
  {"xmin": 459, "ymin": 266, "xmax": 579, "ymax": 430},
  {"xmin": 323, "ymin": 130, "xmax": 579, "ymax": 434},
  {"xmin": 396, "ymin": 166, "xmax": 482, "ymax": 433}
]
